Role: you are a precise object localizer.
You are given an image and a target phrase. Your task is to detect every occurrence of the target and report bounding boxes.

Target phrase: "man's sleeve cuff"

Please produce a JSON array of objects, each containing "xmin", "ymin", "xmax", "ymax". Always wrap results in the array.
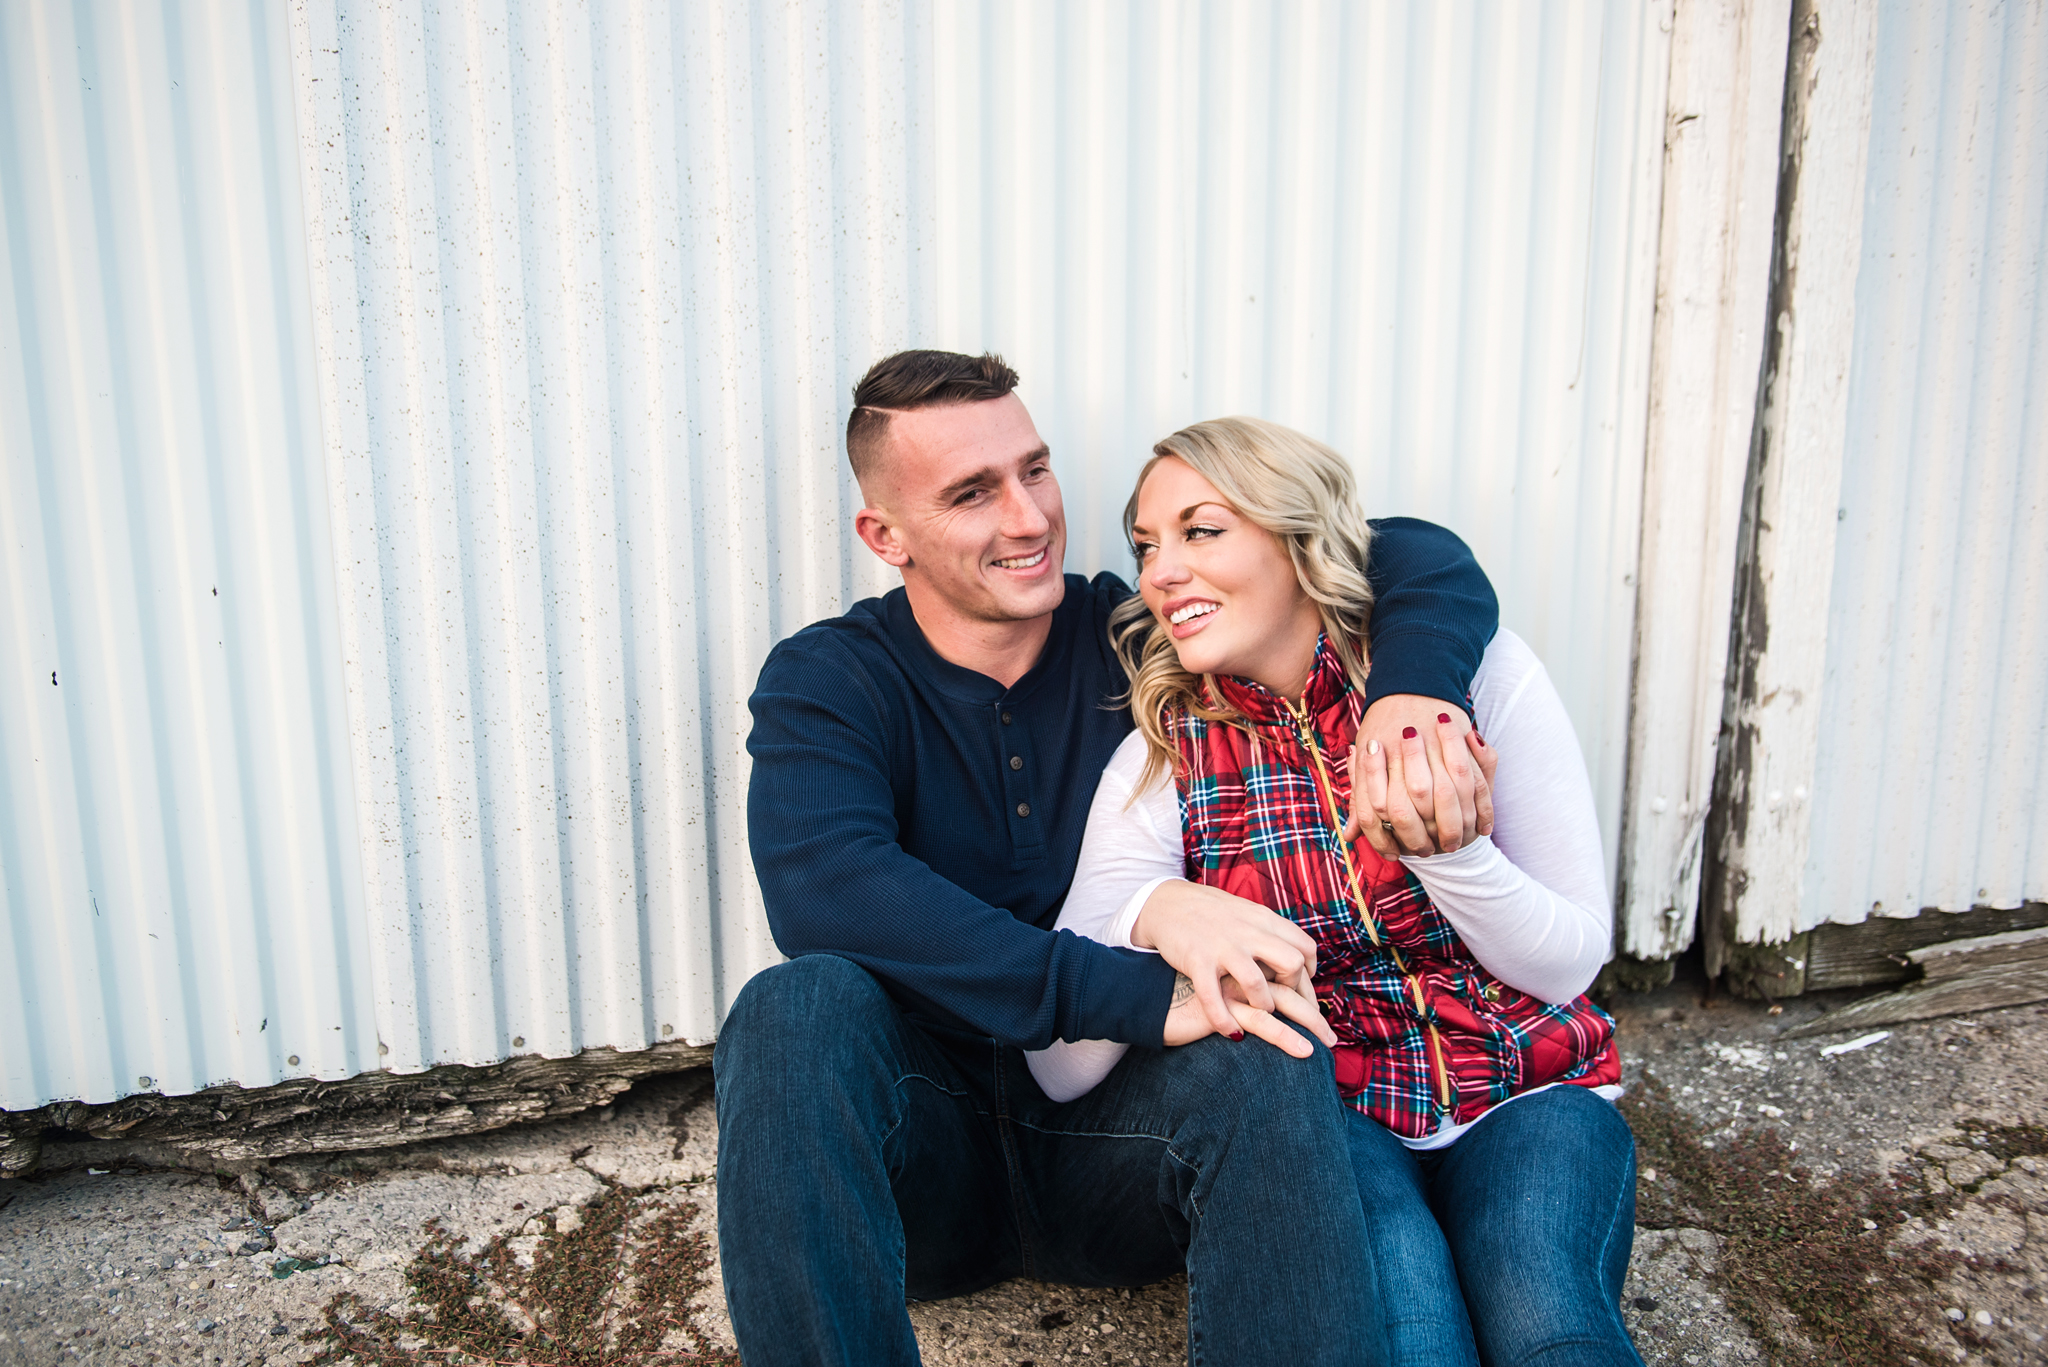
[
  {"xmin": 1361, "ymin": 628, "xmax": 1483, "ymax": 715},
  {"xmin": 1073, "ymin": 947, "xmax": 1178, "ymax": 1048}
]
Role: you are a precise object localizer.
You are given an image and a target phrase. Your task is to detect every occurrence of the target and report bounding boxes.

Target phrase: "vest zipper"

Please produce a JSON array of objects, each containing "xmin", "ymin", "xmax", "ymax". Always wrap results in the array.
[{"xmin": 1284, "ymin": 696, "xmax": 1457, "ymax": 1117}]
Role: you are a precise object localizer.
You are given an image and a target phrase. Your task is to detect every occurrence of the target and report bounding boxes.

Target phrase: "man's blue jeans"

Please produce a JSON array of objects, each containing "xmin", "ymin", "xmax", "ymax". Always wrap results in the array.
[
  {"xmin": 1344, "ymin": 1085, "xmax": 1644, "ymax": 1367},
  {"xmin": 715, "ymin": 954, "xmax": 1389, "ymax": 1367}
]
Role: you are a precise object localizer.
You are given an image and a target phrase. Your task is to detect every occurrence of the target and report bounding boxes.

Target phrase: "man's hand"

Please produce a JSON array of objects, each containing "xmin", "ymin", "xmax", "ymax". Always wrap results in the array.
[
  {"xmin": 1350, "ymin": 695, "xmax": 1491, "ymax": 852},
  {"xmin": 1161, "ymin": 971, "xmax": 1332, "ymax": 1059},
  {"xmin": 1133, "ymin": 880, "xmax": 1327, "ymax": 1043},
  {"xmin": 1348, "ymin": 724, "xmax": 1497, "ymax": 861}
]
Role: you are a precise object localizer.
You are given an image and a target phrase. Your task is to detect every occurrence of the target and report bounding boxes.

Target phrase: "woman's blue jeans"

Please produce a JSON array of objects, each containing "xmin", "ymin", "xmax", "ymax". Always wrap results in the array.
[
  {"xmin": 1345, "ymin": 1086, "xmax": 1644, "ymax": 1367},
  {"xmin": 715, "ymin": 954, "xmax": 1391, "ymax": 1367}
]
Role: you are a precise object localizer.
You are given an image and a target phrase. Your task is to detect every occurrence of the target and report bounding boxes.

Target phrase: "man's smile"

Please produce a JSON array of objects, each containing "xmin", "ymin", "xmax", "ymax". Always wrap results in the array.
[{"xmin": 991, "ymin": 547, "xmax": 1050, "ymax": 572}]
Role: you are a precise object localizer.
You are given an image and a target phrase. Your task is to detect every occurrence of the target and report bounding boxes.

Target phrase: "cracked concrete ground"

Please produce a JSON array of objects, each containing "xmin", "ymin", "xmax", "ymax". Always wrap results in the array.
[{"xmin": 2, "ymin": 966, "xmax": 2046, "ymax": 1366}]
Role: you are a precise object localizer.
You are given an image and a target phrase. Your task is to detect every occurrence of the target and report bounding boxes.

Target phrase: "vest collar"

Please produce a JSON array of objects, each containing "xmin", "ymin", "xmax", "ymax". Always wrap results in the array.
[{"xmin": 1209, "ymin": 632, "xmax": 1352, "ymax": 725}]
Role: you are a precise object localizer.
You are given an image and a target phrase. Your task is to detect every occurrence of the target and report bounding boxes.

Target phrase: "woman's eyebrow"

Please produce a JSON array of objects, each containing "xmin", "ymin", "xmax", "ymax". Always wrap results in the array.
[{"xmin": 1134, "ymin": 501, "xmax": 1232, "ymax": 539}]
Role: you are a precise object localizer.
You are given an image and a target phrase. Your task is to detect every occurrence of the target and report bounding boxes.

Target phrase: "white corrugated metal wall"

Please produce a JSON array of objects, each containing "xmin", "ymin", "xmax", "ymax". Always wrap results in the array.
[
  {"xmin": 0, "ymin": 2, "xmax": 376, "ymax": 1112},
  {"xmin": 288, "ymin": 0, "xmax": 930, "ymax": 1078},
  {"xmin": 5, "ymin": 0, "xmax": 1676, "ymax": 1110},
  {"xmin": 928, "ymin": 0, "xmax": 1672, "ymax": 872},
  {"xmin": 1798, "ymin": 0, "xmax": 2047, "ymax": 933},
  {"xmin": 1712, "ymin": 0, "xmax": 2048, "ymax": 947}
]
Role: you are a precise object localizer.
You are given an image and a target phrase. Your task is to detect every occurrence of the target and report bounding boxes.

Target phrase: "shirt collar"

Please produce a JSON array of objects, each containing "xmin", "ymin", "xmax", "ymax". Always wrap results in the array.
[{"xmin": 882, "ymin": 578, "xmax": 1078, "ymax": 706}]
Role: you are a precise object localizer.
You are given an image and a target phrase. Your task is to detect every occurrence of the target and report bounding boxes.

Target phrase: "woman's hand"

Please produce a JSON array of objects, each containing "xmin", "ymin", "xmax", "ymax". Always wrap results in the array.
[
  {"xmin": 1161, "ymin": 971, "xmax": 1332, "ymax": 1059},
  {"xmin": 1133, "ymin": 881, "xmax": 1329, "ymax": 1044},
  {"xmin": 1357, "ymin": 696, "xmax": 1492, "ymax": 848},
  {"xmin": 1346, "ymin": 723, "xmax": 1497, "ymax": 859}
]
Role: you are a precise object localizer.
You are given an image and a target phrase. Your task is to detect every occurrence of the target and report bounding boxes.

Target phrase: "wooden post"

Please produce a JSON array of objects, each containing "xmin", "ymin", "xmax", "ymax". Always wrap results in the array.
[
  {"xmin": 1703, "ymin": 0, "xmax": 1880, "ymax": 973},
  {"xmin": 1620, "ymin": 0, "xmax": 1794, "ymax": 961}
]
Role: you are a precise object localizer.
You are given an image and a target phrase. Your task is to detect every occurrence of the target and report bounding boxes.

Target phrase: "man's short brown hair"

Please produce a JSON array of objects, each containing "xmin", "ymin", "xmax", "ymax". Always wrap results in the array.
[{"xmin": 846, "ymin": 350, "xmax": 1021, "ymax": 485}]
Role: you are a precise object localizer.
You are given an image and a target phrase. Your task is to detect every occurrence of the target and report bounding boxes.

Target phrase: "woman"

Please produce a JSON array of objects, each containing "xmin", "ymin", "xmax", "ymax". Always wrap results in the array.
[{"xmin": 1029, "ymin": 417, "xmax": 1641, "ymax": 1367}]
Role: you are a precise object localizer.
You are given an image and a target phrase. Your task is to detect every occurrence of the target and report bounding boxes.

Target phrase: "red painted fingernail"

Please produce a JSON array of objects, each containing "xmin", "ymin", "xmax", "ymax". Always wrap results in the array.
[
  {"xmin": 1438, "ymin": 713, "xmax": 1451, "ymax": 724},
  {"xmin": 1402, "ymin": 726, "xmax": 1417, "ymax": 739},
  {"xmin": 1474, "ymin": 730, "xmax": 1485, "ymax": 746},
  {"xmin": 1229, "ymin": 1030, "xmax": 1246, "ymax": 1042}
]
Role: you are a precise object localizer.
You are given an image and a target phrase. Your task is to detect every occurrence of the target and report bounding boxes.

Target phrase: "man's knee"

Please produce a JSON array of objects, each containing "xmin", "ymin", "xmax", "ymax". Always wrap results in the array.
[
  {"xmin": 716, "ymin": 956, "xmax": 911, "ymax": 1151},
  {"xmin": 1195, "ymin": 1032, "xmax": 1335, "ymax": 1102},
  {"xmin": 716, "ymin": 954, "xmax": 899, "ymax": 1080},
  {"xmin": 1140, "ymin": 1033, "xmax": 1341, "ymax": 1131},
  {"xmin": 722, "ymin": 955, "xmax": 891, "ymax": 1043}
]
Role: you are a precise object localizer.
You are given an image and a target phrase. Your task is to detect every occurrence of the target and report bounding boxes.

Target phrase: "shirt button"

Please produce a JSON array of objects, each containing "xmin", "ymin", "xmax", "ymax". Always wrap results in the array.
[
  {"xmin": 1016, "ymin": 802, "xmax": 1032, "ymax": 818},
  {"xmin": 1009, "ymin": 756, "xmax": 1024, "ymax": 771},
  {"xmin": 1001, "ymin": 711, "xmax": 1013, "ymax": 725}
]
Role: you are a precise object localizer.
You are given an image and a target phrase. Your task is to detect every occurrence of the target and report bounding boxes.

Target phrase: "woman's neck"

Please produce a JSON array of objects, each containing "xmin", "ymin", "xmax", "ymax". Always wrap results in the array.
[{"xmin": 1242, "ymin": 617, "xmax": 1324, "ymax": 703}]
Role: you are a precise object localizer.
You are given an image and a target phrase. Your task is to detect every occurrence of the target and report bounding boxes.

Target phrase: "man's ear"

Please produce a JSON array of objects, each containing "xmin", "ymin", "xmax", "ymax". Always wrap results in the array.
[{"xmin": 854, "ymin": 505, "xmax": 912, "ymax": 568}]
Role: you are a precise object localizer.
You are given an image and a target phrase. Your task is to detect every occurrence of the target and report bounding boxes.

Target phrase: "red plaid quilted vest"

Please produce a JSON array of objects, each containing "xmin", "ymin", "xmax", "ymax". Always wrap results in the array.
[{"xmin": 1168, "ymin": 637, "xmax": 1620, "ymax": 1139}]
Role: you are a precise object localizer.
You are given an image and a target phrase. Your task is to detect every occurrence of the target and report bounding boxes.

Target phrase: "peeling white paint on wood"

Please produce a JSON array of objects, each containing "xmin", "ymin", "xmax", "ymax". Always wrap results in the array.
[
  {"xmin": 1621, "ymin": 0, "xmax": 1793, "ymax": 959},
  {"xmin": 1715, "ymin": 0, "xmax": 1881, "ymax": 949}
]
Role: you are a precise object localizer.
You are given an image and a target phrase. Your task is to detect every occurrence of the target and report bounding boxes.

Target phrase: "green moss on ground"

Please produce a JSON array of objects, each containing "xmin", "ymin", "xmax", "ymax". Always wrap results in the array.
[
  {"xmin": 1623, "ymin": 1075, "xmax": 1967, "ymax": 1366},
  {"xmin": 1953, "ymin": 1118, "xmax": 2048, "ymax": 1169},
  {"xmin": 306, "ymin": 1181, "xmax": 737, "ymax": 1366}
]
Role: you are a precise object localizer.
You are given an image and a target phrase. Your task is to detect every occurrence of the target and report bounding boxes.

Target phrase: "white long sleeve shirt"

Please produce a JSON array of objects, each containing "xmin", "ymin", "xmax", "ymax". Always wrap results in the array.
[{"xmin": 1028, "ymin": 629, "xmax": 1620, "ymax": 1146}]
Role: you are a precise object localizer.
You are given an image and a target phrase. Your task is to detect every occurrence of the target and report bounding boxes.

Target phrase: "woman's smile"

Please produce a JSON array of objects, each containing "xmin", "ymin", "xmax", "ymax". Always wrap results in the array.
[
  {"xmin": 1164, "ymin": 597, "xmax": 1221, "ymax": 635},
  {"xmin": 1132, "ymin": 457, "xmax": 1323, "ymax": 695}
]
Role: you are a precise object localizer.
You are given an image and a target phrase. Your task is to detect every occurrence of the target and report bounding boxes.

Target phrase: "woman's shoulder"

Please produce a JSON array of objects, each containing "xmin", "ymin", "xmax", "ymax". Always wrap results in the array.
[
  {"xmin": 1470, "ymin": 628, "xmax": 1573, "ymax": 747},
  {"xmin": 1104, "ymin": 726, "xmax": 1151, "ymax": 773},
  {"xmin": 1088, "ymin": 728, "xmax": 1181, "ymax": 841},
  {"xmin": 1103, "ymin": 726, "xmax": 1177, "ymax": 797},
  {"xmin": 1476, "ymin": 627, "xmax": 1542, "ymax": 684}
]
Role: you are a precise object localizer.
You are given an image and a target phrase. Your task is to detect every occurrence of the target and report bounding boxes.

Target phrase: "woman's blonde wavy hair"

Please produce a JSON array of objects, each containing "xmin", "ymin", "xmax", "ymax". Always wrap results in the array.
[{"xmin": 1110, "ymin": 416, "xmax": 1377, "ymax": 791}]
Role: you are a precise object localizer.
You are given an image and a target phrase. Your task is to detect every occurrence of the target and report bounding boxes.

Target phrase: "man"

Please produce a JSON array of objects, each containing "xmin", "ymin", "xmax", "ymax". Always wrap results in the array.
[{"xmin": 717, "ymin": 350, "xmax": 1498, "ymax": 1365}]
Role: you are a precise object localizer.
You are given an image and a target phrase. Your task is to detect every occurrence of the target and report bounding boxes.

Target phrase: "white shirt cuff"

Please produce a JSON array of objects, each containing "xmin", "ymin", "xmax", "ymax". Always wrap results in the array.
[
  {"xmin": 1398, "ymin": 833, "xmax": 1498, "ymax": 873},
  {"xmin": 1108, "ymin": 876, "xmax": 1179, "ymax": 951}
]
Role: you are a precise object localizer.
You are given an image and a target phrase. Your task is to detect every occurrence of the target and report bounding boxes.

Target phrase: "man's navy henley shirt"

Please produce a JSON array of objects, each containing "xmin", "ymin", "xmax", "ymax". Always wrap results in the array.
[{"xmin": 744, "ymin": 517, "xmax": 1499, "ymax": 1052}]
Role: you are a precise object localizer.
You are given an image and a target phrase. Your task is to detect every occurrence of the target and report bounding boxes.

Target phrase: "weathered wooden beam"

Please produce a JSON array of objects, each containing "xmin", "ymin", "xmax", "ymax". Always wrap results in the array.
[
  {"xmin": 0, "ymin": 1041, "xmax": 713, "ymax": 1176},
  {"xmin": 1702, "ymin": 0, "xmax": 1881, "ymax": 967},
  {"xmin": 1784, "ymin": 960, "xmax": 2048, "ymax": 1039},
  {"xmin": 1805, "ymin": 902, "xmax": 2048, "ymax": 990},
  {"xmin": 1911, "ymin": 927, "xmax": 2048, "ymax": 980},
  {"xmin": 1721, "ymin": 932, "xmax": 1809, "ymax": 1000}
]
